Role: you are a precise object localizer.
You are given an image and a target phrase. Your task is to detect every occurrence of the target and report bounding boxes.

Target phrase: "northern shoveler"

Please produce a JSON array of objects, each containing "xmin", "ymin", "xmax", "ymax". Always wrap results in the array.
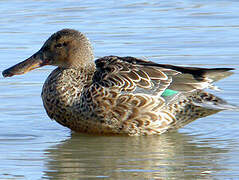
[{"xmin": 2, "ymin": 29, "xmax": 238, "ymax": 135}]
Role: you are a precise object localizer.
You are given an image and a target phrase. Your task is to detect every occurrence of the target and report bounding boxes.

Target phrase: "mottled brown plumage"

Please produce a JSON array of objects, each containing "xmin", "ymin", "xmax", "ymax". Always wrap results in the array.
[{"xmin": 2, "ymin": 29, "xmax": 238, "ymax": 135}]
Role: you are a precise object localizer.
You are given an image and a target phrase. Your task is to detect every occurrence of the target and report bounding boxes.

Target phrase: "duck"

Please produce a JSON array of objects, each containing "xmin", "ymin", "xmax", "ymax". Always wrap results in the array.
[{"xmin": 2, "ymin": 29, "xmax": 238, "ymax": 136}]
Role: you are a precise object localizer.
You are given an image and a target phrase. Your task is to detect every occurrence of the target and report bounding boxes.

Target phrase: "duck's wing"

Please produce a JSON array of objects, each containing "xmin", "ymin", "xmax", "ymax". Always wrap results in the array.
[
  {"xmin": 93, "ymin": 56, "xmax": 179, "ymax": 96},
  {"xmin": 134, "ymin": 61, "xmax": 234, "ymax": 92},
  {"xmin": 93, "ymin": 56, "xmax": 234, "ymax": 95}
]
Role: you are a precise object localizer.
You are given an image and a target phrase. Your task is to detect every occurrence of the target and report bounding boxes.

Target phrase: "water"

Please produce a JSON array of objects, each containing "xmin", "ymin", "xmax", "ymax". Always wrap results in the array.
[{"xmin": 0, "ymin": 0, "xmax": 239, "ymax": 179}]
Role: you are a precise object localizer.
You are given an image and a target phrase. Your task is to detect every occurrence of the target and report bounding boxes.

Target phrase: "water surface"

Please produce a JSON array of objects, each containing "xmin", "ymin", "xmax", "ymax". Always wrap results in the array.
[{"xmin": 0, "ymin": 0, "xmax": 239, "ymax": 179}]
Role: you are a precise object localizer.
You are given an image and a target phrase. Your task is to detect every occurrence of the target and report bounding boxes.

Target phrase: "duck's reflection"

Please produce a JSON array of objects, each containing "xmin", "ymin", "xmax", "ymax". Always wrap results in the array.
[{"xmin": 43, "ymin": 132, "xmax": 228, "ymax": 179}]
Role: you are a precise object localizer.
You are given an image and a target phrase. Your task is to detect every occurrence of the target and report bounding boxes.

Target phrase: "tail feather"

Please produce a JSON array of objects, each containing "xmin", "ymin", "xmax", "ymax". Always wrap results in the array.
[
  {"xmin": 193, "ymin": 99, "xmax": 239, "ymax": 111},
  {"xmin": 203, "ymin": 68, "xmax": 234, "ymax": 82},
  {"xmin": 191, "ymin": 91, "xmax": 239, "ymax": 111},
  {"xmin": 166, "ymin": 67, "xmax": 234, "ymax": 92},
  {"xmin": 166, "ymin": 91, "xmax": 238, "ymax": 130}
]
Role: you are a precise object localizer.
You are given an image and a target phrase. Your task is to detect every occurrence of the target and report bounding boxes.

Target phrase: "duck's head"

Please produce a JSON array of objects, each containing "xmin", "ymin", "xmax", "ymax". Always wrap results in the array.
[{"xmin": 2, "ymin": 29, "xmax": 94, "ymax": 77}]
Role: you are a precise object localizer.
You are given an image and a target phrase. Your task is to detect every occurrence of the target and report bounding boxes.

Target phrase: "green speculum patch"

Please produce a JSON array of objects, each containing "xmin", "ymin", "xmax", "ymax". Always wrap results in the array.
[{"xmin": 162, "ymin": 89, "xmax": 178, "ymax": 97}]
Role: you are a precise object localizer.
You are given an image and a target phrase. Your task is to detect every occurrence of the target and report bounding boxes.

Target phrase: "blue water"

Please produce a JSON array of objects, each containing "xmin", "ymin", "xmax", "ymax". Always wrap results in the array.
[{"xmin": 0, "ymin": 0, "xmax": 239, "ymax": 179}]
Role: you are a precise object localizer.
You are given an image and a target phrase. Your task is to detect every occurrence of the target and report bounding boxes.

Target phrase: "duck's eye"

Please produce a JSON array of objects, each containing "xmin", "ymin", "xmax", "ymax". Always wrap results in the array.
[{"xmin": 55, "ymin": 43, "xmax": 63, "ymax": 48}]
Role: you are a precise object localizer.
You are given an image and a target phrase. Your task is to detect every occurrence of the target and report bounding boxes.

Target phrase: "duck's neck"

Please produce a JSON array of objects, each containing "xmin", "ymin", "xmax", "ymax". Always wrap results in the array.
[
  {"xmin": 63, "ymin": 61, "xmax": 96, "ymax": 85},
  {"xmin": 43, "ymin": 61, "xmax": 96, "ymax": 101}
]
